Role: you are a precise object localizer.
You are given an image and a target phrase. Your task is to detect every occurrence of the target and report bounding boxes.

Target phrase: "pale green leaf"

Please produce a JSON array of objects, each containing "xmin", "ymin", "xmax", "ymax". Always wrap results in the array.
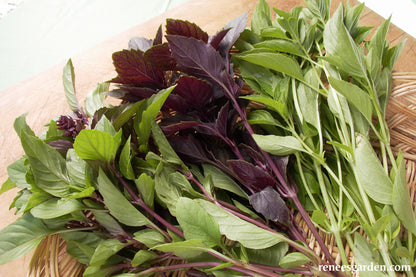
[
  {"xmin": 21, "ymin": 131, "xmax": 70, "ymax": 197},
  {"xmin": 89, "ymin": 238, "xmax": 125, "ymax": 266},
  {"xmin": 97, "ymin": 169, "xmax": 152, "ymax": 227},
  {"xmin": 30, "ymin": 198, "xmax": 84, "ymax": 219},
  {"xmin": 240, "ymin": 95, "xmax": 287, "ymax": 117},
  {"xmin": 152, "ymin": 239, "xmax": 208, "ymax": 259},
  {"xmin": 392, "ymin": 152, "xmax": 416, "ymax": 235},
  {"xmin": 74, "ymin": 129, "xmax": 121, "ymax": 163},
  {"xmin": 66, "ymin": 149, "xmax": 87, "ymax": 188},
  {"xmin": 151, "ymin": 121, "xmax": 184, "ymax": 166},
  {"xmin": 253, "ymin": 134, "xmax": 305, "ymax": 155},
  {"xmin": 196, "ymin": 199, "xmax": 285, "ymax": 249},
  {"xmin": 176, "ymin": 197, "xmax": 221, "ymax": 248},
  {"xmin": 0, "ymin": 213, "xmax": 51, "ymax": 265},
  {"xmin": 133, "ymin": 229, "xmax": 165, "ymax": 248},
  {"xmin": 94, "ymin": 116, "xmax": 117, "ymax": 136},
  {"xmin": 279, "ymin": 252, "xmax": 310, "ymax": 269},
  {"xmin": 119, "ymin": 136, "xmax": 135, "ymax": 180},
  {"xmin": 353, "ymin": 134, "xmax": 393, "ymax": 204},
  {"xmin": 135, "ymin": 173, "xmax": 155, "ymax": 210},
  {"xmin": 131, "ymin": 250, "xmax": 157, "ymax": 267},
  {"xmin": 63, "ymin": 59, "xmax": 80, "ymax": 112},
  {"xmin": 0, "ymin": 178, "xmax": 15, "ymax": 195},
  {"xmin": 251, "ymin": 0, "xmax": 272, "ymax": 34},
  {"xmin": 254, "ymin": 40, "xmax": 305, "ymax": 57},
  {"xmin": 85, "ymin": 82, "xmax": 109, "ymax": 117},
  {"xmin": 7, "ymin": 157, "xmax": 30, "ymax": 189}
]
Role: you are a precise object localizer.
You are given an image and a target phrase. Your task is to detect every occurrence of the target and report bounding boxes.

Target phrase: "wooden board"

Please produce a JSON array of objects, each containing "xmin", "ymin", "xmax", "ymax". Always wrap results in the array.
[{"xmin": 0, "ymin": 0, "xmax": 414, "ymax": 275}]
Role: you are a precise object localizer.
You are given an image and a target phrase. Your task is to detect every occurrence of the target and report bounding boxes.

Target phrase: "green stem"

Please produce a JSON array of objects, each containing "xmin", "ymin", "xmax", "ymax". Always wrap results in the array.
[
  {"xmin": 295, "ymin": 153, "xmax": 320, "ymax": 210},
  {"xmin": 314, "ymin": 162, "xmax": 349, "ymax": 267}
]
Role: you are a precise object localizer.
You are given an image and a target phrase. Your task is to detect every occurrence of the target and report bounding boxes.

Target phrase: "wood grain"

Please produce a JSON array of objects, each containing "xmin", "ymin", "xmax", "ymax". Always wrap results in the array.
[{"xmin": 0, "ymin": 0, "xmax": 414, "ymax": 275}]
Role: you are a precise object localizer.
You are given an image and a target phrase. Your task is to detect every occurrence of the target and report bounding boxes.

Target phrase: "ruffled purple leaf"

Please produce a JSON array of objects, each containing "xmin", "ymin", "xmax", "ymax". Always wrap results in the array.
[
  {"xmin": 153, "ymin": 24, "xmax": 163, "ymax": 45},
  {"xmin": 166, "ymin": 19, "xmax": 209, "ymax": 42},
  {"xmin": 169, "ymin": 134, "xmax": 212, "ymax": 164},
  {"xmin": 218, "ymin": 12, "xmax": 248, "ymax": 56},
  {"xmin": 112, "ymin": 49, "xmax": 164, "ymax": 86},
  {"xmin": 249, "ymin": 186, "xmax": 289, "ymax": 224},
  {"xmin": 228, "ymin": 159, "xmax": 275, "ymax": 190},
  {"xmin": 144, "ymin": 43, "xmax": 177, "ymax": 71},
  {"xmin": 174, "ymin": 76, "xmax": 213, "ymax": 109}
]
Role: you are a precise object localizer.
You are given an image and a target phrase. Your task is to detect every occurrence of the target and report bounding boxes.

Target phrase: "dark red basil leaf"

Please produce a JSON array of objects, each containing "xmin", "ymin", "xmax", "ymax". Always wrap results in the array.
[
  {"xmin": 166, "ymin": 19, "xmax": 209, "ymax": 42},
  {"xmin": 153, "ymin": 24, "xmax": 163, "ymax": 45},
  {"xmin": 47, "ymin": 139, "xmax": 74, "ymax": 153},
  {"xmin": 169, "ymin": 134, "xmax": 212, "ymax": 164},
  {"xmin": 112, "ymin": 49, "xmax": 164, "ymax": 86},
  {"xmin": 249, "ymin": 186, "xmax": 289, "ymax": 224},
  {"xmin": 164, "ymin": 93, "xmax": 188, "ymax": 113},
  {"xmin": 239, "ymin": 143, "xmax": 266, "ymax": 165},
  {"xmin": 228, "ymin": 159, "xmax": 275, "ymax": 190},
  {"xmin": 174, "ymin": 76, "xmax": 213, "ymax": 109},
  {"xmin": 128, "ymin": 37, "xmax": 153, "ymax": 52},
  {"xmin": 119, "ymin": 86, "xmax": 156, "ymax": 102},
  {"xmin": 272, "ymin": 156, "xmax": 289, "ymax": 180},
  {"xmin": 161, "ymin": 121, "xmax": 200, "ymax": 135},
  {"xmin": 215, "ymin": 102, "xmax": 230, "ymax": 137},
  {"xmin": 144, "ymin": 43, "xmax": 176, "ymax": 71},
  {"xmin": 209, "ymin": 28, "xmax": 231, "ymax": 50}
]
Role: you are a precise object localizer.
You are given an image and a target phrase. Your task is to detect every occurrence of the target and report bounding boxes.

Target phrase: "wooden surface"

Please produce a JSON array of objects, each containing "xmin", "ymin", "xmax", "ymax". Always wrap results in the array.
[{"xmin": 0, "ymin": 0, "xmax": 415, "ymax": 275}]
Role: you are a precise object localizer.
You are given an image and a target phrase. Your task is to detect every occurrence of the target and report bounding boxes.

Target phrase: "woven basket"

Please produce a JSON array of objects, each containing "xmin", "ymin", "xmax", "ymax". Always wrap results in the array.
[{"xmin": 27, "ymin": 74, "xmax": 416, "ymax": 277}]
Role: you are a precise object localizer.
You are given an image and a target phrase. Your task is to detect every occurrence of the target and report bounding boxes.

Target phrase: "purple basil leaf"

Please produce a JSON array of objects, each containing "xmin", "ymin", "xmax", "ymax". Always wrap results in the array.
[
  {"xmin": 218, "ymin": 12, "xmax": 248, "ymax": 55},
  {"xmin": 272, "ymin": 156, "xmax": 289, "ymax": 180},
  {"xmin": 228, "ymin": 159, "xmax": 275, "ymax": 190},
  {"xmin": 209, "ymin": 28, "xmax": 231, "ymax": 50},
  {"xmin": 47, "ymin": 139, "xmax": 74, "ymax": 153},
  {"xmin": 169, "ymin": 134, "xmax": 212, "ymax": 164},
  {"xmin": 166, "ymin": 19, "xmax": 209, "ymax": 42},
  {"xmin": 240, "ymin": 143, "xmax": 266, "ymax": 165},
  {"xmin": 112, "ymin": 49, "xmax": 164, "ymax": 86},
  {"xmin": 119, "ymin": 86, "xmax": 156, "ymax": 102},
  {"xmin": 174, "ymin": 76, "xmax": 213, "ymax": 109},
  {"xmin": 144, "ymin": 43, "xmax": 177, "ymax": 70},
  {"xmin": 166, "ymin": 35, "xmax": 240, "ymax": 98},
  {"xmin": 249, "ymin": 186, "xmax": 289, "ymax": 223},
  {"xmin": 215, "ymin": 102, "xmax": 230, "ymax": 137},
  {"xmin": 153, "ymin": 24, "xmax": 163, "ymax": 45},
  {"xmin": 128, "ymin": 37, "xmax": 153, "ymax": 52},
  {"xmin": 164, "ymin": 93, "xmax": 188, "ymax": 113},
  {"xmin": 161, "ymin": 121, "xmax": 200, "ymax": 135}
]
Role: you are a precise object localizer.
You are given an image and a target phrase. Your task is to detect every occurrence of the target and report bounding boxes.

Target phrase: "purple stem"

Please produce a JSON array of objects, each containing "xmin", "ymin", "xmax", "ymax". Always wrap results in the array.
[{"xmin": 110, "ymin": 165, "xmax": 184, "ymax": 239}]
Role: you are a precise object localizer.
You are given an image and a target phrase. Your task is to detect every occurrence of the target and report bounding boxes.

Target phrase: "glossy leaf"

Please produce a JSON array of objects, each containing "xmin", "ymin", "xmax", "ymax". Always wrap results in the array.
[
  {"xmin": 254, "ymin": 40, "xmax": 305, "ymax": 57},
  {"xmin": 174, "ymin": 75, "xmax": 213, "ymax": 109},
  {"xmin": 74, "ymin": 129, "xmax": 122, "ymax": 163},
  {"xmin": 238, "ymin": 51, "xmax": 304, "ymax": 81},
  {"xmin": 253, "ymin": 134, "xmax": 305, "ymax": 155},
  {"xmin": 63, "ymin": 59, "xmax": 80, "ymax": 112},
  {"xmin": 166, "ymin": 19, "xmax": 209, "ymax": 42},
  {"xmin": 392, "ymin": 152, "xmax": 416, "ymax": 235},
  {"xmin": 353, "ymin": 134, "xmax": 393, "ymax": 204},
  {"xmin": 89, "ymin": 238, "xmax": 125, "ymax": 266},
  {"xmin": 119, "ymin": 136, "xmax": 135, "ymax": 180},
  {"xmin": 20, "ymin": 131, "xmax": 70, "ymax": 197},
  {"xmin": 176, "ymin": 197, "xmax": 221, "ymax": 247},
  {"xmin": 134, "ymin": 229, "xmax": 165, "ymax": 248},
  {"xmin": 0, "ymin": 213, "xmax": 51, "ymax": 265},
  {"xmin": 30, "ymin": 198, "xmax": 84, "ymax": 219},
  {"xmin": 85, "ymin": 82, "xmax": 109, "ymax": 117},
  {"xmin": 249, "ymin": 187, "xmax": 289, "ymax": 223},
  {"xmin": 131, "ymin": 250, "xmax": 157, "ymax": 267},
  {"xmin": 152, "ymin": 239, "xmax": 208, "ymax": 259},
  {"xmin": 97, "ymin": 169, "xmax": 152, "ymax": 227},
  {"xmin": 196, "ymin": 199, "xmax": 285, "ymax": 249},
  {"xmin": 135, "ymin": 173, "xmax": 155, "ymax": 210},
  {"xmin": 151, "ymin": 121, "xmax": 184, "ymax": 166}
]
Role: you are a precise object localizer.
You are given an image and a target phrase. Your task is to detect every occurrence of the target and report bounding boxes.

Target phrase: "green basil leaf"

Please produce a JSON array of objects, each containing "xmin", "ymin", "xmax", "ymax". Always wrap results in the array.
[
  {"xmin": 154, "ymin": 163, "xmax": 181, "ymax": 216},
  {"xmin": 137, "ymin": 85, "xmax": 175, "ymax": 152},
  {"xmin": 74, "ymin": 129, "xmax": 122, "ymax": 163},
  {"xmin": 119, "ymin": 136, "xmax": 135, "ymax": 180},
  {"xmin": 30, "ymin": 198, "xmax": 84, "ymax": 219},
  {"xmin": 152, "ymin": 239, "xmax": 208, "ymax": 259},
  {"xmin": 66, "ymin": 149, "xmax": 87, "ymax": 188},
  {"xmin": 13, "ymin": 113, "xmax": 35, "ymax": 138},
  {"xmin": 253, "ymin": 134, "xmax": 305, "ymax": 155},
  {"xmin": 85, "ymin": 82, "xmax": 109, "ymax": 117},
  {"xmin": 133, "ymin": 229, "xmax": 165, "ymax": 248},
  {"xmin": 21, "ymin": 130, "xmax": 70, "ymax": 197},
  {"xmin": 97, "ymin": 169, "xmax": 152, "ymax": 227},
  {"xmin": 251, "ymin": 0, "xmax": 272, "ymax": 35},
  {"xmin": 245, "ymin": 243, "xmax": 288, "ymax": 266},
  {"xmin": 89, "ymin": 238, "xmax": 125, "ymax": 267},
  {"xmin": 0, "ymin": 213, "xmax": 51, "ymax": 265},
  {"xmin": 7, "ymin": 157, "xmax": 29, "ymax": 189},
  {"xmin": 60, "ymin": 231, "xmax": 103, "ymax": 265},
  {"xmin": 322, "ymin": 5, "xmax": 367, "ymax": 78},
  {"xmin": 353, "ymin": 134, "xmax": 393, "ymax": 204},
  {"xmin": 62, "ymin": 58, "xmax": 80, "ymax": 112},
  {"xmin": 176, "ymin": 197, "xmax": 221, "ymax": 248},
  {"xmin": 240, "ymin": 95, "xmax": 287, "ymax": 118},
  {"xmin": 151, "ymin": 121, "xmax": 184, "ymax": 166},
  {"xmin": 0, "ymin": 178, "xmax": 15, "ymax": 195},
  {"xmin": 238, "ymin": 52, "xmax": 304, "ymax": 81},
  {"xmin": 135, "ymin": 173, "xmax": 155, "ymax": 210},
  {"xmin": 113, "ymin": 100, "xmax": 146, "ymax": 131},
  {"xmin": 353, "ymin": 233, "xmax": 387, "ymax": 277},
  {"xmin": 202, "ymin": 164, "xmax": 248, "ymax": 199},
  {"xmin": 131, "ymin": 250, "xmax": 157, "ymax": 267},
  {"xmin": 392, "ymin": 152, "xmax": 416, "ymax": 235},
  {"xmin": 279, "ymin": 252, "xmax": 311, "ymax": 269},
  {"xmin": 94, "ymin": 115, "xmax": 117, "ymax": 136},
  {"xmin": 196, "ymin": 199, "xmax": 285, "ymax": 249},
  {"xmin": 328, "ymin": 76, "xmax": 372, "ymax": 122},
  {"xmin": 254, "ymin": 40, "xmax": 305, "ymax": 57}
]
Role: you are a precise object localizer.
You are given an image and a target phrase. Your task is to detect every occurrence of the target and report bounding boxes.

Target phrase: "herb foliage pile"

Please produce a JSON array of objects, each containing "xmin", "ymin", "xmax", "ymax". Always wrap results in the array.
[{"xmin": 0, "ymin": 0, "xmax": 415, "ymax": 276}]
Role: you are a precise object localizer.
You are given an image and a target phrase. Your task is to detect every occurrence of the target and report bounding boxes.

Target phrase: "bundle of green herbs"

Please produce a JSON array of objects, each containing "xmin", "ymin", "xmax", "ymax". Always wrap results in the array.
[{"xmin": 0, "ymin": 0, "xmax": 414, "ymax": 276}]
